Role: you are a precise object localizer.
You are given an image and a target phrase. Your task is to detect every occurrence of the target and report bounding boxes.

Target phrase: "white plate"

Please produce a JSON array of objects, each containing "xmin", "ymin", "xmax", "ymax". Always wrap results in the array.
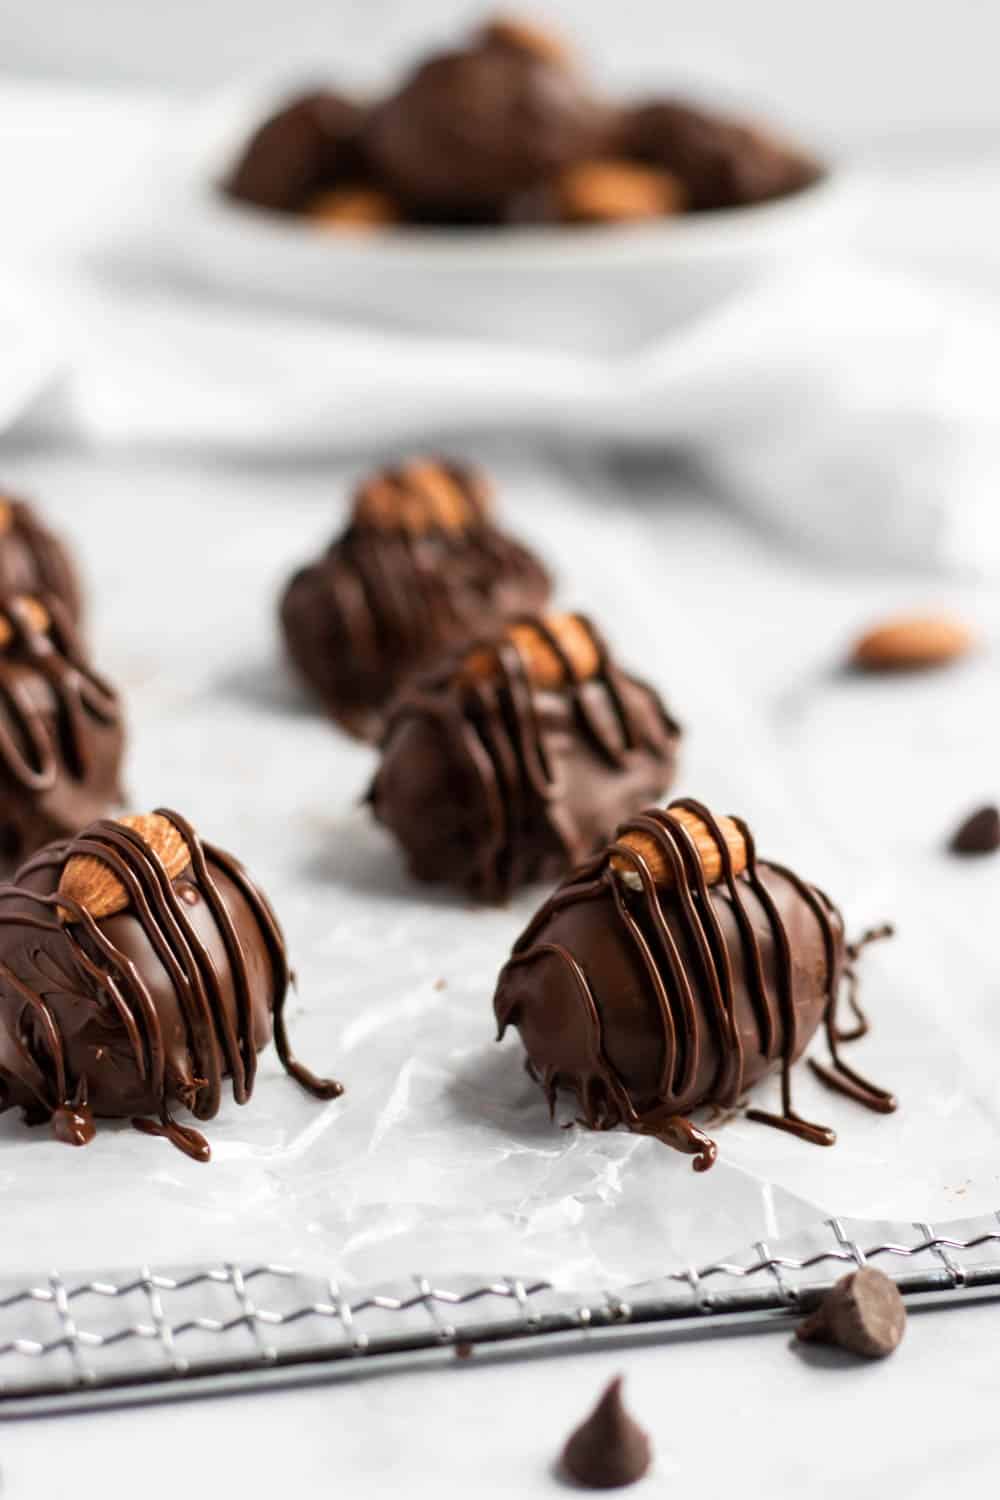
[{"xmin": 162, "ymin": 79, "xmax": 860, "ymax": 353}]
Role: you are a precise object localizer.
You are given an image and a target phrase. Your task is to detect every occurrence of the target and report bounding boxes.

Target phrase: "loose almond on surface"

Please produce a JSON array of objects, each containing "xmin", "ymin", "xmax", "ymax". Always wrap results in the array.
[{"xmin": 850, "ymin": 614, "xmax": 975, "ymax": 672}]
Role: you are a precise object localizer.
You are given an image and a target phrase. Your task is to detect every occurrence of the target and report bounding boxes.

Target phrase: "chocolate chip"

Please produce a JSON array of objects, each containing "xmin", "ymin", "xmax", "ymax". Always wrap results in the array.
[
  {"xmin": 560, "ymin": 1376, "xmax": 652, "ymax": 1488},
  {"xmin": 949, "ymin": 805, "xmax": 1000, "ymax": 855},
  {"xmin": 796, "ymin": 1266, "xmax": 906, "ymax": 1358}
]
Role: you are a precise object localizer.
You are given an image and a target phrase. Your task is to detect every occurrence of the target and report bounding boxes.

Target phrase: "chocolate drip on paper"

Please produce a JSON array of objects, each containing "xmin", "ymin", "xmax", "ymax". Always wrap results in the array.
[
  {"xmin": 495, "ymin": 798, "xmax": 895, "ymax": 1169},
  {"xmin": 373, "ymin": 615, "xmax": 680, "ymax": 900},
  {"xmin": 0, "ymin": 810, "xmax": 341, "ymax": 1159}
]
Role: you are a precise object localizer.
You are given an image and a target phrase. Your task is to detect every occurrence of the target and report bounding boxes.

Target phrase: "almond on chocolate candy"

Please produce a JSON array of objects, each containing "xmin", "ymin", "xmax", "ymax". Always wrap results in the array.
[
  {"xmin": 0, "ymin": 810, "xmax": 341, "ymax": 1160},
  {"xmin": 279, "ymin": 456, "xmax": 550, "ymax": 743},
  {"xmin": 370, "ymin": 613, "xmax": 681, "ymax": 901},
  {"xmin": 495, "ymin": 799, "xmax": 896, "ymax": 1170}
]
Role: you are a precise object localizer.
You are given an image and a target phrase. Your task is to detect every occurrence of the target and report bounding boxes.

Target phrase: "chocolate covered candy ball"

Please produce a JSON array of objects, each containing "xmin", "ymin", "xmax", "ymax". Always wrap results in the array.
[
  {"xmin": 620, "ymin": 98, "xmax": 821, "ymax": 210},
  {"xmin": 227, "ymin": 89, "xmax": 368, "ymax": 212},
  {"xmin": 370, "ymin": 614, "xmax": 681, "ymax": 901},
  {"xmin": 366, "ymin": 32, "xmax": 602, "ymax": 216},
  {"xmin": 0, "ymin": 810, "xmax": 341, "ymax": 1158},
  {"xmin": 0, "ymin": 595, "xmax": 124, "ymax": 871},
  {"xmin": 279, "ymin": 457, "xmax": 550, "ymax": 742},
  {"xmin": 495, "ymin": 800, "xmax": 895, "ymax": 1169}
]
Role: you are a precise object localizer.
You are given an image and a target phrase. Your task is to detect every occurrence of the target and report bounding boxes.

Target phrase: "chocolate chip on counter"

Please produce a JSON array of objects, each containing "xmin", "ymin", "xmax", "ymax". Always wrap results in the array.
[
  {"xmin": 796, "ymin": 1266, "xmax": 906, "ymax": 1359},
  {"xmin": 560, "ymin": 1376, "xmax": 652, "ymax": 1489},
  {"xmin": 949, "ymin": 804, "xmax": 1000, "ymax": 855}
]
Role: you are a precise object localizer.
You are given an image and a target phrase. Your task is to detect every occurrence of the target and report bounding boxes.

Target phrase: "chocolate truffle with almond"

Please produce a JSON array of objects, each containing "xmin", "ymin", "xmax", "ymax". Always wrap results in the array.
[
  {"xmin": 279, "ymin": 457, "xmax": 550, "ymax": 741},
  {"xmin": 495, "ymin": 799, "xmax": 895, "ymax": 1169},
  {"xmin": 0, "ymin": 494, "xmax": 82, "ymax": 623},
  {"xmin": 0, "ymin": 595, "xmax": 124, "ymax": 871},
  {"xmin": 369, "ymin": 613, "xmax": 681, "ymax": 901},
  {"xmin": 366, "ymin": 19, "xmax": 603, "ymax": 218},
  {"xmin": 0, "ymin": 810, "xmax": 341, "ymax": 1158},
  {"xmin": 227, "ymin": 89, "xmax": 368, "ymax": 213},
  {"xmin": 619, "ymin": 99, "xmax": 821, "ymax": 211}
]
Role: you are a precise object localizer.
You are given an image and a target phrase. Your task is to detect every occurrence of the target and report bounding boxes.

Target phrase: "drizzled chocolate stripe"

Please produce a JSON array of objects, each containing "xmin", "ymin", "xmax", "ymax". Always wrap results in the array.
[
  {"xmin": 346, "ymin": 462, "xmax": 506, "ymax": 655},
  {"xmin": 0, "ymin": 811, "xmax": 341, "ymax": 1160},
  {"xmin": 0, "ymin": 597, "xmax": 119, "ymax": 793},
  {"xmin": 345, "ymin": 507, "xmax": 540, "ymax": 659},
  {"xmin": 281, "ymin": 462, "xmax": 551, "ymax": 742},
  {"xmin": 496, "ymin": 798, "xmax": 895, "ymax": 1170},
  {"xmin": 380, "ymin": 616, "xmax": 679, "ymax": 901},
  {"xmin": 0, "ymin": 499, "xmax": 81, "ymax": 622}
]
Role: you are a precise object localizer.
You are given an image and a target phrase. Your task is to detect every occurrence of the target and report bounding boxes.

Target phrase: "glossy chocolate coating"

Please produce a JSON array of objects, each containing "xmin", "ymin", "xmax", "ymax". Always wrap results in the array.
[
  {"xmin": 366, "ymin": 43, "xmax": 601, "ymax": 214},
  {"xmin": 0, "ymin": 597, "xmax": 124, "ymax": 871},
  {"xmin": 0, "ymin": 811, "xmax": 340, "ymax": 1159},
  {"xmin": 619, "ymin": 98, "xmax": 821, "ymax": 211},
  {"xmin": 495, "ymin": 800, "xmax": 894, "ymax": 1169},
  {"xmin": 279, "ymin": 459, "xmax": 550, "ymax": 742},
  {"xmin": 370, "ymin": 618, "xmax": 680, "ymax": 901},
  {"xmin": 227, "ymin": 90, "xmax": 368, "ymax": 212},
  {"xmin": 561, "ymin": 1377, "xmax": 652, "ymax": 1489},
  {"xmin": 0, "ymin": 496, "xmax": 82, "ymax": 623}
]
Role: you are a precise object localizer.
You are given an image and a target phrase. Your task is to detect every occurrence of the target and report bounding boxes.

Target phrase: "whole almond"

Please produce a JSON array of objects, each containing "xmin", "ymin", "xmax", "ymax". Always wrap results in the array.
[
  {"xmin": 307, "ymin": 187, "xmax": 399, "ymax": 230},
  {"xmin": 59, "ymin": 813, "xmax": 191, "ymax": 923},
  {"xmin": 611, "ymin": 805, "xmax": 747, "ymax": 890},
  {"xmin": 479, "ymin": 15, "xmax": 573, "ymax": 67},
  {"xmin": 464, "ymin": 613, "xmax": 600, "ymax": 689},
  {"xmin": 353, "ymin": 459, "xmax": 481, "ymax": 535},
  {"xmin": 851, "ymin": 614, "xmax": 975, "ymax": 672},
  {"xmin": 0, "ymin": 596, "xmax": 50, "ymax": 649},
  {"xmin": 558, "ymin": 160, "xmax": 687, "ymax": 223},
  {"xmin": 398, "ymin": 459, "xmax": 474, "ymax": 532}
]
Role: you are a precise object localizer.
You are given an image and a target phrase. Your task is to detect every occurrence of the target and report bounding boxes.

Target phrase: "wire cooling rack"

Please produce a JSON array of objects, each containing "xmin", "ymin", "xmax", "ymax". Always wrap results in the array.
[{"xmin": 3, "ymin": 1211, "xmax": 1000, "ymax": 1416}]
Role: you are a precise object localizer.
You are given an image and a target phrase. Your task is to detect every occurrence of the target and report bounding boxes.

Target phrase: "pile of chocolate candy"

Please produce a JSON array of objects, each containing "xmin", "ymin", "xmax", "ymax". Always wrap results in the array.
[
  {"xmin": 0, "ymin": 494, "xmax": 340, "ymax": 1161},
  {"xmin": 226, "ymin": 13, "xmax": 821, "ymax": 230},
  {"xmin": 280, "ymin": 454, "xmax": 895, "ymax": 1173},
  {"xmin": 0, "ymin": 454, "xmax": 895, "ymax": 1175}
]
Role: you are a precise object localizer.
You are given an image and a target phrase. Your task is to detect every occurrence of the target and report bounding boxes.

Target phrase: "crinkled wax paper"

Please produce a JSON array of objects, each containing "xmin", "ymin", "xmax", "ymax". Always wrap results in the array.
[{"xmin": 2, "ymin": 456, "xmax": 998, "ymax": 1291}]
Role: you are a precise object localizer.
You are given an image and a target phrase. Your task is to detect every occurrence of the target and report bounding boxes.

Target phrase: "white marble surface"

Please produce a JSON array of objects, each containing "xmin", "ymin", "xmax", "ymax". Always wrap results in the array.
[{"xmin": 1, "ymin": 77, "xmax": 1000, "ymax": 1500}]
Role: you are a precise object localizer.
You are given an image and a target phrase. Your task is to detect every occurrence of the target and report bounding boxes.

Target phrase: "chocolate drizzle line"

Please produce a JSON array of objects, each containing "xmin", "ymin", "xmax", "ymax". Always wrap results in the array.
[
  {"xmin": 0, "ymin": 596, "xmax": 119, "ymax": 793},
  {"xmin": 380, "ymin": 614, "xmax": 680, "ymax": 901},
  {"xmin": 497, "ymin": 797, "xmax": 895, "ymax": 1170},
  {"xmin": 331, "ymin": 462, "xmax": 544, "ymax": 686},
  {"xmin": 0, "ymin": 809, "xmax": 341, "ymax": 1160},
  {"xmin": 1, "ymin": 499, "xmax": 80, "ymax": 620}
]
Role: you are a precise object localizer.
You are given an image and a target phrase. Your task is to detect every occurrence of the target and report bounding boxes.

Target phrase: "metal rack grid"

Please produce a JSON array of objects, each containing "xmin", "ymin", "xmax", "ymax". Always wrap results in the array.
[{"xmin": 3, "ymin": 1210, "xmax": 1000, "ymax": 1416}]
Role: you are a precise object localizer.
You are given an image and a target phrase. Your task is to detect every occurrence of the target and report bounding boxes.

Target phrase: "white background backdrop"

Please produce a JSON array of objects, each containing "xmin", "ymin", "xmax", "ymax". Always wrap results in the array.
[{"xmin": 0, "ymin": 0, "xmax": 994, "ymax": 147}]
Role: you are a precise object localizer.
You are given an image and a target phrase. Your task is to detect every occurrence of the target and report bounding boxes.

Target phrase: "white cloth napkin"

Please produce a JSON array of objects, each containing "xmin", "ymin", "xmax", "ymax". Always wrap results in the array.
[{"xmin": 5, "ymin": 257, "xmax": 1000, "ymax": 573}]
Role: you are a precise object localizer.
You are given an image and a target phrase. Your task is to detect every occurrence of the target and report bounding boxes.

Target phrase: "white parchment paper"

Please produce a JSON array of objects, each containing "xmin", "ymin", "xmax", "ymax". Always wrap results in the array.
[{"xmin": 1, "ymin": 450, "xmax": 997, "ymax": 1290}]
